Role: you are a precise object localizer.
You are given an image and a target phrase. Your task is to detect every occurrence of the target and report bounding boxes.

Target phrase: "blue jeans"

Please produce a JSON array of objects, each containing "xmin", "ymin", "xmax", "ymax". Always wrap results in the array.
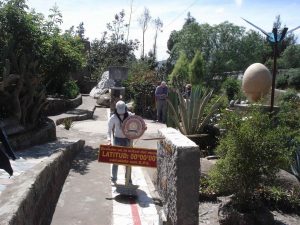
[{"xmin": 112, "ymin": 137, "xmax": 131, "ymax": 182}]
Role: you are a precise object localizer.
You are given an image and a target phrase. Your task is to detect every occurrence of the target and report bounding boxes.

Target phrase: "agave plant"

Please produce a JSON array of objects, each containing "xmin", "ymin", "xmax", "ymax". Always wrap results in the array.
[
  {"xmin": 166, "ymin": 85, "xmax": 222, "ymax": 136},
  {"xmin": 291, "ymin": 148, "xmax": 300, "ymax": 181}
]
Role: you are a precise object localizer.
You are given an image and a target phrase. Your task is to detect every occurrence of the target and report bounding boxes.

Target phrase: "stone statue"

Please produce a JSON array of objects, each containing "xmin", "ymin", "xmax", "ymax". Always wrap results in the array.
[{"xmin": 242, "ymin": 63, "xmax": 272, "ymax": 102}]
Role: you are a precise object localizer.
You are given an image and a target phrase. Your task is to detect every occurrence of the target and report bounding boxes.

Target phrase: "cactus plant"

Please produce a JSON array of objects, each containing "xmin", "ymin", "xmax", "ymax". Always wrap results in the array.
[{"xmin": 166, "ymin": 85, "xmax": 222, "ymax": 136}]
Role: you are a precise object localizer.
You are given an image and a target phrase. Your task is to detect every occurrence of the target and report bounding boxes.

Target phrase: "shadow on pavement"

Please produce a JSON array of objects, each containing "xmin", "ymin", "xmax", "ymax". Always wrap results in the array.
[
  {"xmin": 71, "ymin": 145, "xmax": 98, "ymax": 175},
  {"xmin": 105, "ymin": 188, "xmax": 162, "ymax": 208}
]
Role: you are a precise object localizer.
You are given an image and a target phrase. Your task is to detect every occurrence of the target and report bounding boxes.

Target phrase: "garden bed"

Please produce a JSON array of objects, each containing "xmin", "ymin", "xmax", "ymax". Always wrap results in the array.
[{"xmin": 43, "ymin": 94, "xmax": 82, "ymax": 116}]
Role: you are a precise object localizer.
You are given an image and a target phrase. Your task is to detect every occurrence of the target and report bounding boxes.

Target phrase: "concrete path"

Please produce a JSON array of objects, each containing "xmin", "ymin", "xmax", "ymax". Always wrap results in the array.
[{"xmin": 51, "ymin": 97, "xmax": 166, "ymax": 225}]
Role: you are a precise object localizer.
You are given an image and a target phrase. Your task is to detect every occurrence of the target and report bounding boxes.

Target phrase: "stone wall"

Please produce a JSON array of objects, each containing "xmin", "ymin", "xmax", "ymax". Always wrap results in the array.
[
  {"xmin": 157, "ymin": 128, "xmax": 200, "ymax": 225},
  {"xmin": 8, "ymin": 118, "xmax": 56, "ymax": 150},
  {"xmin": 44, "ymin": 94, "xmax": 82, "ymax": 116},
  {"xmin": 0, "ymin": 140, "xmax": 85, "ymax": 225}
]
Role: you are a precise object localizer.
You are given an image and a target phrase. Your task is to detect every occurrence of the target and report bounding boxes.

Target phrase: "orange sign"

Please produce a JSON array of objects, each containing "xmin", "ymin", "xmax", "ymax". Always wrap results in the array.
[{"xmin": 98, "ymin": 145, "xmax": 157, "ymax": 168}]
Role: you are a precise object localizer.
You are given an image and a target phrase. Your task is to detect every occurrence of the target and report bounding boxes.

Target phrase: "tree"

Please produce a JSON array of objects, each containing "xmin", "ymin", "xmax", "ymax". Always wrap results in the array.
[
  {"xmin": 166, "ymin": 19, "xmax": 271, "ymax": 87},
  {"xmin": 169, "ymin": 52, "xmax": 189, "ymax": 88},
  {"xmin": 0, "ymin": 0, "xmax": 45, "ymax": 74},
  {"xmin": 88, "ymin": 10, "xmax": 139, "ymax": 79},
  {"xmin": 76, "ymin": 22, "xmax": 85, "ymax": 40},
  {"xmin": 44, "ymin": 3, "xmax": 62, "ymax": 35},
  {"xmin": 152, "ymin": 17, "xmax": 163, "ymax": 59},
  {"xmin": 184, "ymin": 12, "xmax": 196, "ymax": 26},
  {"xmin": 106, "ymin": 10, "xmax": 128, "ymax": 44},
  {"xmin": 138, "ymin": 7, "xmax": 151, "ymax": 59},
  {"xmin": 189, "ymin": 50, "xmax": 205, "ymax": 85},
  {"xmin": 279, "ymin": 45, "xmax": 300, "ymax": 69}
]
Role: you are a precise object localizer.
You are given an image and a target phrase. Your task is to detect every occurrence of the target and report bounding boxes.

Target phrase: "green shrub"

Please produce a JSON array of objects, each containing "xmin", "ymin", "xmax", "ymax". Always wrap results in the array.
[
  {"xmin": 62, "ymin": 118, "xmax": 73, "ymax": 130},
  {"xmin": 208, "ymin": 106, "xmax": 291, "ymax": 205},
  {"xmin": 279, "ymin": 88, "xmax": 300, "ymax": 103},
  {"xmin": 62, "ymin": 80, "xmax": 79, "ymax": 99},
  {"xmin": 259, "ymin": 186, "xmax": 300, "ymax": 214},
  {"xmin": 189, "ymin": 50, "xmax": 205, "ymax": 86},
  {"xmin": 288, "ymin": 71, "xmax": 300, "ymax": 89},
  {"xmin": 123, "ymin": 60, "xmax": 158, "ymax": 118},
  {"xmin": 276, "ymin": 73, "xmax": 289, "ymax": 89},
  {"xmin": 222, "ymin": 77, "xmax": 240, "ymax": 101}
]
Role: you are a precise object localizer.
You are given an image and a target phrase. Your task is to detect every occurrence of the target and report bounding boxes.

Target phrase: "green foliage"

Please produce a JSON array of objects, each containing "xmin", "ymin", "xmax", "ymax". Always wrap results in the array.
[
  {"xmin": 277, "ymin": 94, "xmax": 300, "ymax": 160},
  {"xmin": 166, "ymin": 85, "xmax": 222, "ymax": 135},
  {"xmin": 123, "ymin": 60, "xmax": 158, "ymax": 118},
  {"xmin": 88, "ymin": 10, "xmax": 138, "ymax": 80},
  {"xmin": 276, "ymin": 68, "xmax": 300, "ymax": 90},
  {"xmin": 62, "ymin": 118, "xmax": 73, "ymax": 130},
  {"xmin": 288, "ymin": 70, "xmax": 300, "ymax": 89},
  {"xmin": 291, "ymin": 148, "xmax": 300, "ymax": 181},
  {"xmin": 209, "ymin": 107, "xmax": 291, "ymax": 204},
  {"xmin": 189, "ymin": 50, "xmax": 205, "ymax": 85},
  {"xmin": 222, "ymin": 77, "xmax": 240, "ymax": 101},
  {"xmin": 279, "ymin": 88, "xmax": 300, "ymax": 103},
  {"xmin": 62, "ymin": 79, "xmax": 79, "ymax": 99},
  {"xmin": 169, "ymin": 52, "xmax": 189, "ymax": 88},
  {"xmin": 41, "ymin": 35, "xmax": 86, "ymax": 95},
  {"xmin": 0, "ymin": 0, "xmax": 45, "ymax": 74},
  {"xmin": 258, "ymin": 186, "xmax": 300, "ymax": 214},
  {"xmin": 276, "ymin": 73, "xmax": 289, "ymax": 89},
  {"xmin": 278, "ymin": 43, "xmax": 300, "ymax": 69},
  {"xmin": 0, "ymin": 1, "xmax": 87, "ymax": 97},
  {"xmin": 167, "ymin": 19, "xmax": 271, "ymax": 87}
]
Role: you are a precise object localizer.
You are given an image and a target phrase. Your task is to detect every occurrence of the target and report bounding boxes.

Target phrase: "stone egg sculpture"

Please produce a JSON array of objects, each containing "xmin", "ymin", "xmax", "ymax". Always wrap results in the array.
[{"xmin": 242, "ymin": 63, "xmax": 272, "ymax": 102}]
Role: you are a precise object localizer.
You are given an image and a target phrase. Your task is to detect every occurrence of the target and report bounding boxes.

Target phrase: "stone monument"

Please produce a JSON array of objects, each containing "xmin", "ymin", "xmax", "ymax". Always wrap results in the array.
[
  {"xmin": 242, "ymin": 63, "xmax": 272, "ymax": 102},
  {"xmin": 108, "ymin": 66, "xmax": 128, "ymax": 113}
]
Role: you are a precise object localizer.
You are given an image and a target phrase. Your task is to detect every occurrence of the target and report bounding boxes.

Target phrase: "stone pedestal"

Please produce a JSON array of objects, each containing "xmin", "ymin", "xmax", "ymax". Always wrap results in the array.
[
  {"xmin": 157, "ymin": 128, "xmax": 200, "ymax": 225},
  {"xmin": 110, "ymin": 87, "xmax": 125, "ymax": 113}
]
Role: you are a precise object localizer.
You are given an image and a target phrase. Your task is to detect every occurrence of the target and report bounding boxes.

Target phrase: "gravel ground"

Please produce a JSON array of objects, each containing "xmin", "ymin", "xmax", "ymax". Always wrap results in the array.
[{"xmin": 199, "ymin": 198, "xmax": 300, "ymax": 225}]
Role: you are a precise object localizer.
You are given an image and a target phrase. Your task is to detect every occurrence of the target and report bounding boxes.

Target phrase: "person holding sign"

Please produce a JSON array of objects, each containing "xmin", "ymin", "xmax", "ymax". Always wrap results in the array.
[{"xmin": 107, "ymin": 100, "xmax": 133, "ymax": 183}]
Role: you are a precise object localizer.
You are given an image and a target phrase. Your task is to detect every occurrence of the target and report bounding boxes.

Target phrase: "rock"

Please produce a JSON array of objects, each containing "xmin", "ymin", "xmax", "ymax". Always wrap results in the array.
[
  {"xmin": 218, "ymin": 200, "xmax": 274, "ymax": 225},
  {"xmin": 89, "ymin": 71, "xmax": 115, "ymax": 98},
  {"xmin": 275, "ymin": 169, "xmax": 300, "ymax": 191},
  {"xmin": 96, "ymin": 93, "xmax": 110, "ymax": 107}
]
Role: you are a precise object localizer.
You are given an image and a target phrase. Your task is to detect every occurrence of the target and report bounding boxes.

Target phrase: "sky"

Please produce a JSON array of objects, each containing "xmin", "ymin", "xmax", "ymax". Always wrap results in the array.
[{"xmin": 26, "ymin": 0, "xmax": 300, "ymax": 61}]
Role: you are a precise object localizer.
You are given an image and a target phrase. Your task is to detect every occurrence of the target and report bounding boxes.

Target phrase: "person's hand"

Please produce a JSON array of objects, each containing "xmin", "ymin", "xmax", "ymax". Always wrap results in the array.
[{"xmin": 107, "ymin": 140, "xmax": 111, "ymax": 145}]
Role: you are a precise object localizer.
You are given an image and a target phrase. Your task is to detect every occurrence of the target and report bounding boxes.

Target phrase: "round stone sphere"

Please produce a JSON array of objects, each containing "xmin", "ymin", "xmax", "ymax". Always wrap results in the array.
[{"xmin": 242, "ymin": 63, "xmax": 272, "ymax": 102}]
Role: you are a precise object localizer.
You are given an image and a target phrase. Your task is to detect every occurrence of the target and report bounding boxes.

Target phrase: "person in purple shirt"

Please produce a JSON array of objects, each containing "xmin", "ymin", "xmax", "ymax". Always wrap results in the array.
[{"xmin": 155, "ymin": 81, "xmax": 168, "ymax": 123}]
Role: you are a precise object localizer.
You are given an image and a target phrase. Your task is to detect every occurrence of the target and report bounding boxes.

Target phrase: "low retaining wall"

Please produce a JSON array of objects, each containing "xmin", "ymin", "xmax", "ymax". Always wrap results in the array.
[
  {"xmin": 157, "ymin": 128, "xmax": 200, "ymax": 225},
  {"xmin": 9, "ymin": 119, "xmax": 56, "ymax": 151},
  {"xmin": 0, "ymin": 140, "xmax": 85, "ymax": 225},
  {"xmin": 55, "ymin": 106, "xmax": 96, "ymax": 126},
  {"xmin": 44, "ymin": 94, "xmax": 82, "ymax": 116}
]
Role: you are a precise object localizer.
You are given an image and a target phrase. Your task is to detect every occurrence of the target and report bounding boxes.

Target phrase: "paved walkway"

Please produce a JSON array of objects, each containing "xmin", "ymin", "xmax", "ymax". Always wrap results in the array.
[{"xmin": 50, "ymin": 96, "xmax": 166, "ymax": 225}]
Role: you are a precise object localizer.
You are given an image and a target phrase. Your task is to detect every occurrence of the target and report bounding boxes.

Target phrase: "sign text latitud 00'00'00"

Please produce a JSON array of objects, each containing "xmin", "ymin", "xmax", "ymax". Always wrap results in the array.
[{"xmin": 98, "ymin": 145, "xmax": 156, "ymax": 168}]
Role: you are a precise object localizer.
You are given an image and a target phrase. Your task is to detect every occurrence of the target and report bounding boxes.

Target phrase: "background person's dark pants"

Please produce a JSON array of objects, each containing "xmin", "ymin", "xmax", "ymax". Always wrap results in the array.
[{"xmin": 156, "ymin": 100, "xmax": 167, "ymax": 123}]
